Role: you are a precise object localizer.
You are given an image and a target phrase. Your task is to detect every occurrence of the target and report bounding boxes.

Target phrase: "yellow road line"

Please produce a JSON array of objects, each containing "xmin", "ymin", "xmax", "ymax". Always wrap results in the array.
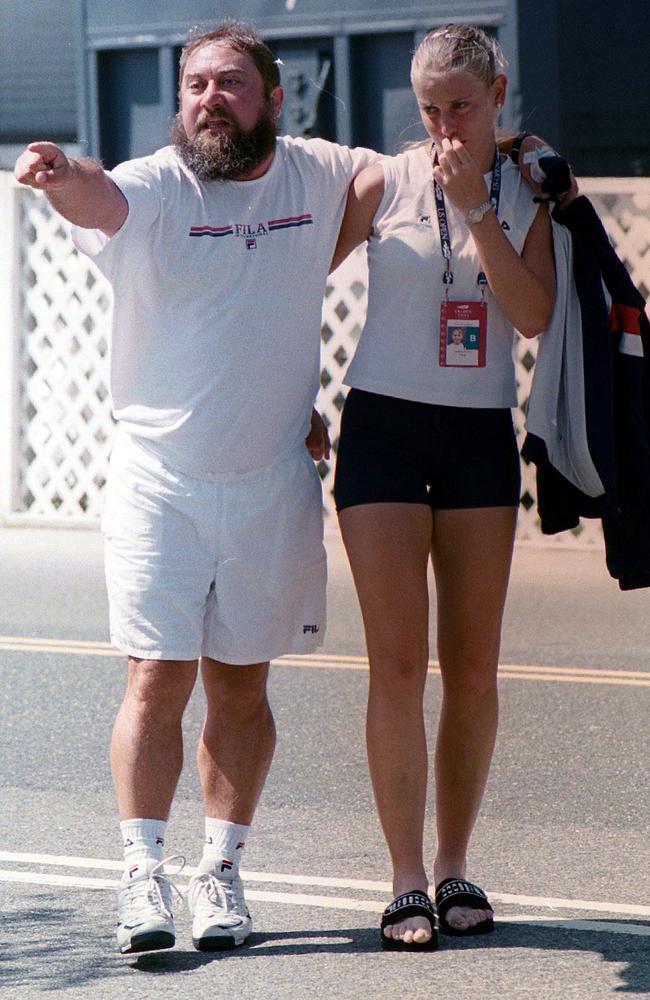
[
  {"xmin": 0, "ymin": 636, "xmax": 648, "ymax": 686},
  {"xmin": 281, "ymin": 653, "xmax": 650, "ymax": 680},
  {"xmin": 280, "ymin": 656, "xmax": 650, "ymax": 686},
  {"xmin": 0, "ymin": 635, "xmax": 120, "ymax": 656}
]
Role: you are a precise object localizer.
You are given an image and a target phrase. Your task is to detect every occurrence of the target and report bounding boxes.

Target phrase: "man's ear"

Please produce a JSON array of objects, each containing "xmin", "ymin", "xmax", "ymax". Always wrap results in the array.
[{"xmin": 271, "ymin": 86, "xmax": 284, "ymax": 120}]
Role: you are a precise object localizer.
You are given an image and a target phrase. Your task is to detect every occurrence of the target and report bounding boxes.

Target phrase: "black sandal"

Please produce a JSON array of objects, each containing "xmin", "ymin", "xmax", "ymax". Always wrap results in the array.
[
  {"xmin": 435, "ymin": 878, "xmax": 494, "ymax": 937},
  {"xmin": 380, "ymin": 890, "xmax": 438, "ymax": 951}
]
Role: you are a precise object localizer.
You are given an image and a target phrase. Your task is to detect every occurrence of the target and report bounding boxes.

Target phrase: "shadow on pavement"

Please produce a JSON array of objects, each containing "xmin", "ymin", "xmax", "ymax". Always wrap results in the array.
[
  {"xmin": 436, "ymin": 920, "xmax": 650, "ymax": 995},
  {"xmin": 2, "ymin": 903, "xmax": 648, "ymax": 995},
  {"xmin": 121, "ymin": 921, "xmax": 650, "ymax": 997}
]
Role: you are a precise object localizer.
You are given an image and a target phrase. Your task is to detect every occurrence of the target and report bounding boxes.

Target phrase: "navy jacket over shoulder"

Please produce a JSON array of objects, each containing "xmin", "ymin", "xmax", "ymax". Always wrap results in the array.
[{"xmin": 522, "ymin": 195, "xmax": 650, "ymax": 590}]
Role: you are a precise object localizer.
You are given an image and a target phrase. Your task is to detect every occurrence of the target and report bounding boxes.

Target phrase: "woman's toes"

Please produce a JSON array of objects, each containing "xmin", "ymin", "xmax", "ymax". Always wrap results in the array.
[
  {"xmin": 445, "ymin": 905, "xmax": 468, "ymax": 930},
  {"xmin": 446, "ymin": 905, "xmax": 493, "ymax": 930},
  {"xmin": 400, "ymin": 918, "xmax": 432, "ymax": 942}
]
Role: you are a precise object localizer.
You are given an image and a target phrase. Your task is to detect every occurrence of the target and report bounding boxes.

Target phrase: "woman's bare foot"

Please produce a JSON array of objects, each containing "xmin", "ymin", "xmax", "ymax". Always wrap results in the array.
[
  {"xmin": 381, "ymin": 879, "xmax": 435, "ymax": 945},
  {"xmin": 434, "ymin": 863, "xmax": 494, "ymax": 933}
]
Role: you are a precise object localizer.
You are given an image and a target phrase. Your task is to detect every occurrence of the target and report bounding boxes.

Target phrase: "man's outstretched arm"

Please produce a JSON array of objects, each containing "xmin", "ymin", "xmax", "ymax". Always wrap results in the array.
[{"xmin": 14, "ymin": 141, "xmax": 128, "ymax": 237}]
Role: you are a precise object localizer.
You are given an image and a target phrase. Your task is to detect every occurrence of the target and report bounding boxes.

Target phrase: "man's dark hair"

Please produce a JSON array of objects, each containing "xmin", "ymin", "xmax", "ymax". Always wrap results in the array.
[{"xmin": 179, "ymin": 19, "xmax": 281, "ymax": 98}]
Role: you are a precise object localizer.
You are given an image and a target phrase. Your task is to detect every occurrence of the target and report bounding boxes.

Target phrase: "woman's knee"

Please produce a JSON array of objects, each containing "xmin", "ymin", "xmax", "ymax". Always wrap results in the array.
[
  {"xmin": 368, "ymin": 650, "xmax": 430, "ymax": 690},
  {"xmin": 438, "ymin": 653, "xmax": 499, "ymax": 701}
]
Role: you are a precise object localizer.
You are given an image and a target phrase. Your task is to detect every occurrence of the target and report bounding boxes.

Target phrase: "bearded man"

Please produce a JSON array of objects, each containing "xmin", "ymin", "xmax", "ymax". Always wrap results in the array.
[{"xmin": 14, "ymin": 19, "xmax": 375, "ymax": 954}]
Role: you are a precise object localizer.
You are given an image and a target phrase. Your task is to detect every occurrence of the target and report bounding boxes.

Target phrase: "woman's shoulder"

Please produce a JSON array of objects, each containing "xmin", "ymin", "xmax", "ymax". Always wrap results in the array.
[
  {"xmin": 378, "ymin": 143, "xmax": 431, "ymax": 187},
  {"xmin": 499, "ymin": 156, "xmax": 544, "ymax": 240},
  {"xmin": 500, "ymin": 155, "xmax": 536, "ymax": 198}
]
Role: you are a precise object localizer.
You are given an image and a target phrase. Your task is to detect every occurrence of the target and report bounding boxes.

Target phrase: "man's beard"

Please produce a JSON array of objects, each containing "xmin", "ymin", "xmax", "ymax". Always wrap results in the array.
[{"xmin": 171, "ymin": 102, "xmax": 278, "ymax": 181}]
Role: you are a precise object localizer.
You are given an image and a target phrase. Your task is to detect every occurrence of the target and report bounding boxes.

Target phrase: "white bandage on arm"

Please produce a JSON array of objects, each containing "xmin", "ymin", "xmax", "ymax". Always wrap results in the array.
[{"xmin": 522, "ymin": 145, "xmax": 558, "ymax": 183}]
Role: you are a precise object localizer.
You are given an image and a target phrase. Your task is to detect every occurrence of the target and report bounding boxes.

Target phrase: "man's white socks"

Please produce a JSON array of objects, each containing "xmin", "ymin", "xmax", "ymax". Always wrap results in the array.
[
  {"xmin": 120, "ymin": 817, "xmax": 167, "ymax": 878},
  {"xmin": 118, "ymin": 815, "xmax": 250, "ymax": 879},
  {"xmin": 201, "ymin": 818, "xmax": 249, "ymax": 878}
]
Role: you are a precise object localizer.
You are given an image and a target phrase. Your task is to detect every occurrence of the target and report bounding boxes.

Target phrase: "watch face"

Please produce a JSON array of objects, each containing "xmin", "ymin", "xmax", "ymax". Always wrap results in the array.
[{"xmin": 467, "ymin": 202, "xmax": 491, "ymax": 225}]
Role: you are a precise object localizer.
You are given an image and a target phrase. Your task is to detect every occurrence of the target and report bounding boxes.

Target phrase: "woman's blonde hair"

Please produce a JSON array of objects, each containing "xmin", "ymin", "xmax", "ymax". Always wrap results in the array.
[{"xmin": 411, "ymin": 24, "xmax": 507, "ymax": 91}]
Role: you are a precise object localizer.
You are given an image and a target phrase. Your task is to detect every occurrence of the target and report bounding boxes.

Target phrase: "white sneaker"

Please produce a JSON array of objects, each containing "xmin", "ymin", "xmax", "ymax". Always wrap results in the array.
[
  {"xmin": 187, "ymin": 858, "xmax": 252, "ymax": 951},
  {"xmin": 116, "ymin": 856, "xmax": 184, "ymax": 954}
]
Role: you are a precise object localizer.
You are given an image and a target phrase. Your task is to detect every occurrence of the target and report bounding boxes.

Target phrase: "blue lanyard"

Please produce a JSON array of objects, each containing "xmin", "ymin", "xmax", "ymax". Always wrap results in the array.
[{"xmin": 433, "ymin": 146, "xmax": 501, "ymax": 290}]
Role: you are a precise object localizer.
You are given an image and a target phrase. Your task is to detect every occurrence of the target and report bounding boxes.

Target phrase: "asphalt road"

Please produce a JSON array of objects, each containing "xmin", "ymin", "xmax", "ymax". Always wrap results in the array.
[{"xmin": 1, "ymin": 524, "xmax": 649, "ymax": 999}]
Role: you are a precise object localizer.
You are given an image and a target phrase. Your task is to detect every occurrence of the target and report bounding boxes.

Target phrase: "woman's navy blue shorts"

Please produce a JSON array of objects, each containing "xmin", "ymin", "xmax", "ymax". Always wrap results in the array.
[{"xmin": 334, "ymin": 389, "xmax": 521, "ymax": 513}]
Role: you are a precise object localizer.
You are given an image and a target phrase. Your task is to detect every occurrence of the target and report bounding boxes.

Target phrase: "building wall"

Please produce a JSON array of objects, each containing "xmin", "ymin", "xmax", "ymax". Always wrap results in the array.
[
  {"xmin": 1, "ymin": 2, "xmax": 648, "ymax": 174},
  {"xmin": 0, "ymin": 0, "xmax": 77, "ymax": 142},
  {"xmin": 517, "ymin": 0, "xmax": 650, "ymax": 176},
  {"xmin": 77, "ymin": 0, "xmax": 519, "ymax": 167}
]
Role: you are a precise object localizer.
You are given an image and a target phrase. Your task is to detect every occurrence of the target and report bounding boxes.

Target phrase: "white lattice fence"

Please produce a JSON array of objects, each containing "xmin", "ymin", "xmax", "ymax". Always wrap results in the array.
[
  {"xmin": 0, "ymin": 174, "xmax": 114, "ymax": 525},
  {"xmin": 1, "ymin": 173, "xmax": 649, "ymax": 538}
]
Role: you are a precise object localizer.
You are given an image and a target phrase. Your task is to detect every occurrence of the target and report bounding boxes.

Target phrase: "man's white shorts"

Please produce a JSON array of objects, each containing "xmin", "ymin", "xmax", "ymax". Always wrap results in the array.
[{"xmin": 102, "ymin": 432, "xmax": 327, "ymax": 664}]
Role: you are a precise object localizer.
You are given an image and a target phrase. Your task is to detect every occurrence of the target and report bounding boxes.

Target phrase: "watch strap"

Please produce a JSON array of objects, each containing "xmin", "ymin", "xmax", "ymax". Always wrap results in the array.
[{"xmin": 465, "ymin": 200, "xmax": 493, "ymax": 226}]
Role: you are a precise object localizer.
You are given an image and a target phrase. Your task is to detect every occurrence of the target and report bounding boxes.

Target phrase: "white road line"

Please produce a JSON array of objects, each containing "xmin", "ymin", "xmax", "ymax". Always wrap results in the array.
[
  {"xmin": 490, "ymin": 892, "xmax": 650, "ymax": 917},
  {"xmin": 1, "ymin": 852, "xmax": 650, "ymax": 920},
  {"xmin": 0, "ymin": 870, "xmax": 119, "ymax": 890},
  {"xmin": 0, "ymin": 852, "xmax": 124, "ymax": 873},
  {"xmin": 1, "ymin": 870, "xmax": 649, "ymax": 936},
  {"xmin": 496, "ymin": 918, "xmax": 650, "ymax": 937},
  {"xmin": 0, "ymin": 852, "xmax": 388, "ymax": 890},
  {"xmin": 0, "ymin": 868, "xmax": 383, "ymax": 912}
]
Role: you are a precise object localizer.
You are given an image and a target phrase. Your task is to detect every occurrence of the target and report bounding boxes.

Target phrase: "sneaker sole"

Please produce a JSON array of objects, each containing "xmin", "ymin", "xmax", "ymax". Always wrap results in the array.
[
  {"xmin": 120, "ymin": 930, "xmax": 176, "ymax": 954},
  {"xmin": 192, "ymin": 933, "xmax": 249, "ymax": 952}
]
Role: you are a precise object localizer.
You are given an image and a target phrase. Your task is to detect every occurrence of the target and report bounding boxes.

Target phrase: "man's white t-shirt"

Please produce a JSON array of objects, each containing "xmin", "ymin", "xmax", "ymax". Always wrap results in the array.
[{"xmin": 73, "ymin": 137, "xmax": 374, "ymax": 476}]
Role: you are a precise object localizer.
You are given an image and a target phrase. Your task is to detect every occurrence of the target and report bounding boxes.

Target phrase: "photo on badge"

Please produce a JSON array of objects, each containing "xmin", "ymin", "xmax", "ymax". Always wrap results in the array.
[{"xmin": 445, "ymin": 322, "xmax": 478, "ymax": 366}]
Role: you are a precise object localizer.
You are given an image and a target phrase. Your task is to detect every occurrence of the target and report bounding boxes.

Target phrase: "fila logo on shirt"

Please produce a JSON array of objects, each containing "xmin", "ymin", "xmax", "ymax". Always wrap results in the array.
[
  {"xmin": 189, "ymin": 214, "xmax": 314, "ymax": 250},
  {"xmin": 418, "ymin": 213, "xmax": 510, "ymax": 230}
]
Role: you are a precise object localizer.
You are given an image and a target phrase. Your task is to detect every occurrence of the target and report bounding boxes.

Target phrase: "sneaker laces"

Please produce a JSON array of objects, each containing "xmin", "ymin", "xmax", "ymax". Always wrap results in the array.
[
  {"xmin": 122, "ymin": 855, "xmax": 186, "ymax": 920},
  {"xmin": 187, "ymin": 872, "xmax": 248, "ymax": 926}
]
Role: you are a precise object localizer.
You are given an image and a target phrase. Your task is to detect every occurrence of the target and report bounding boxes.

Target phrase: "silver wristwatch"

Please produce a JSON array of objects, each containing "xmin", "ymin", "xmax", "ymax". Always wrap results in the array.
[{"xmin": 465, "ymin": 200, "xmax": 494, "ymax": 226}]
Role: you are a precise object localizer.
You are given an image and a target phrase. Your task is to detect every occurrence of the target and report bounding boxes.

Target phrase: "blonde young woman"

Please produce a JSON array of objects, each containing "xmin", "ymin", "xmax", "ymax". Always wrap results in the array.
[{"xmin": 332, "ymin": 25, "xmax": 556, "ymax": 950}]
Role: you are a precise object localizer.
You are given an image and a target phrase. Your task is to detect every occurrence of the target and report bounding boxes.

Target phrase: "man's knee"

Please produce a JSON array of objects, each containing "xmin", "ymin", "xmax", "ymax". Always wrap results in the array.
[
  {"xmin": 124, "ymin": 657, "xmax": 197, "ymax": 719},
  {"xmin": 202, "ymin": 660, "xmax": 270, "ymax": 718}
]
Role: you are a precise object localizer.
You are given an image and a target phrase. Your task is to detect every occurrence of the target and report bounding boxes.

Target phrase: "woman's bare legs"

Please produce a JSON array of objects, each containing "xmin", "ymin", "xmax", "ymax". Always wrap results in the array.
[
  {"xmin": 340, "ymin": 501, "xmax": 516, "ymax": 940},
  {"xmin": 339, "ymin": 502, "xmax": 434, "ymax": 945},
  {"xmin": 431, "ymin": 505, "xmax": 517, "ymax": 931}
]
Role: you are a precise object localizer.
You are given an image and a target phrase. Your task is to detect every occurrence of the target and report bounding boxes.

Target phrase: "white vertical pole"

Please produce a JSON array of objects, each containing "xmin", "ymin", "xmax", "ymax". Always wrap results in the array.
[{"xmin": 0, "ymin": 172, "xmax": 22, "ymax": 523}]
